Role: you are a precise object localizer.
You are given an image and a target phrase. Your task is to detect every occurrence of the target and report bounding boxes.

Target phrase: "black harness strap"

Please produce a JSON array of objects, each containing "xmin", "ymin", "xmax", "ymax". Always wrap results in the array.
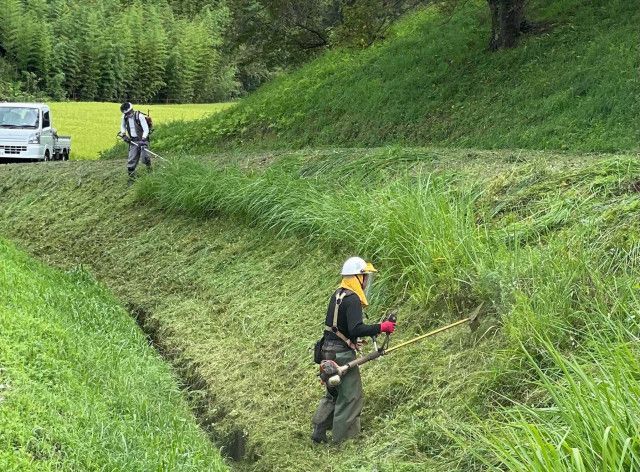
[{"xmin": 325, "ymin": 288, "xmax": 356, "ymax": 351}]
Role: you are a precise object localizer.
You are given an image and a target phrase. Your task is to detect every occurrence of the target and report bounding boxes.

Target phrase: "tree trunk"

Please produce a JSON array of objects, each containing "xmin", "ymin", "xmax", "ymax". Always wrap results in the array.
[{"xmin": 488, "ymin": 0, "xmax": 526, "ymax": 50}]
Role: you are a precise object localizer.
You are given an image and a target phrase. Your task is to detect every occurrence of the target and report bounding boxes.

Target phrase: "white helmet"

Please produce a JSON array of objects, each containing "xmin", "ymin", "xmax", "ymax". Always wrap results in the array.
[{"xmin": 341, "ymin": 257, "xmax": 377, "ymax": 276}]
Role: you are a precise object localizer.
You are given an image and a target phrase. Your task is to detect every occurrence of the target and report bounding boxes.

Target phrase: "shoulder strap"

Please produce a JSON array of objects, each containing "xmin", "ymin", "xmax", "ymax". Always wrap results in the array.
[
  {"xmin": 332, "ymin": 289, "xmax": 347, "ymax": 328},
  {"xmin": 325, "ymin": 289, "xmax": 356, "ymax": 350}
]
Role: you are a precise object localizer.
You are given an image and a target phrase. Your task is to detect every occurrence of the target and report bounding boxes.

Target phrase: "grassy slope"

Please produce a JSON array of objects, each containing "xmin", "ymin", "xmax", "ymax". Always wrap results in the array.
[
  {"xmin": 4, "ymin": 2, "xmax": 639, "ymax": 466},
  {"xmin": 0, "ymin": 158, "xmax": 501, "ymax": 471},
  {"xmin": 2, "ymin": 146, "xmax": 640, "ymax": 470},
  {"xmin": 138, "ymin": 147, "xmax": 640, "ymax": 471},
  {"xmin": 145, "ymin": 0, "xmax": 639, "ymax": 154},
  {"xmin": 50, "ymin": 102, "xmax": 232, "ymax": 159},
  {"xmin": 0, "ymin": 239, "xmax": 226, "ymax": 471}
]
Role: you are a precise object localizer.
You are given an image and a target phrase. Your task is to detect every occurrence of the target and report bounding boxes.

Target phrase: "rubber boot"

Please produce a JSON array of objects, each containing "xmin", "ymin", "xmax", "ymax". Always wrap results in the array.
[
  {"xmin": 331, "ymin": 351, "xmax": 364, "ymax": 443},
  {"xmin": 311, "ymin": 424, "xmax": 328, "ymax": 444},
  {"xmin": 311, "ymin": 391, "xmax": 336, "ymax": 444}
]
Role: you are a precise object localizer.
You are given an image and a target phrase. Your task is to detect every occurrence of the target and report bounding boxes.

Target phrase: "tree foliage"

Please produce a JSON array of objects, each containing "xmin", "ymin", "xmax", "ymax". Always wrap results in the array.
[
  {"xmin": 223, "ymin": 0, "xmax": 532, "ymax": 91},
  {"xmin": 0, "ymin": 0, "xmax": 532, "ymax": 101},
  {"xmin": 0, "ymin": 0, "xmax": 237, "ymax": 102},
  {"xmin": 220, "ymin": 0, "xmax": 438, "ymax": 92}
]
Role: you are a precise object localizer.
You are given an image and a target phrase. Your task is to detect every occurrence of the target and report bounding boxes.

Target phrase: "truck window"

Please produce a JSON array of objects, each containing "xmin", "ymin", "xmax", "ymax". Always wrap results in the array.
[
  {"xmin": 0, "ymin": 107, "xmax": 39, "ymax": 129},
  {"xmin": 43, "ymin": 111, "xmax": 50, "ymax": 128}
]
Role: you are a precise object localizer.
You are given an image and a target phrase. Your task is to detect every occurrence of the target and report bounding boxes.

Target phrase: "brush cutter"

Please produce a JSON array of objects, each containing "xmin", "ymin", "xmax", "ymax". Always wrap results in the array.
[
  {"xmin": 319, "ymin": 305, "xmax": 482, "ymax": 387},
  {"xmin": 117, "ymin": 133, "xmax": 168, "ymax": 161}
]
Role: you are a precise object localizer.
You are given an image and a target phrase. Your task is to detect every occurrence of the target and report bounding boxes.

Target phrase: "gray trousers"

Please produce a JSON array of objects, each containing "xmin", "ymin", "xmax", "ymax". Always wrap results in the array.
[
  {"xmin": 313, "ymin": 345, "xmax": 364, "ymax": 443},
  {"xmin": 127, "ymin": 142, "xmax": 151, "ymax": 175}
]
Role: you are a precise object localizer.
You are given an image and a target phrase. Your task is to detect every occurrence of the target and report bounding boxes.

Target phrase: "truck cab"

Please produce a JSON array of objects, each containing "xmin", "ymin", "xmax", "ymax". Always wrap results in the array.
[{"xmin": 0, "ymin": 103, "xmax": 71, "ymax": 161}]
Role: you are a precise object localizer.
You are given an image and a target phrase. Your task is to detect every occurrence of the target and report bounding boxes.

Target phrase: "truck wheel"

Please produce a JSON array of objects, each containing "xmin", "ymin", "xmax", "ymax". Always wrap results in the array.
[
  {"xmin": 63, "ymin": 149, "xmax": 69, "ymax": 161},
  {"xmin": 43, "ymin": 150, "xmax": 51, "ymax": 162}
]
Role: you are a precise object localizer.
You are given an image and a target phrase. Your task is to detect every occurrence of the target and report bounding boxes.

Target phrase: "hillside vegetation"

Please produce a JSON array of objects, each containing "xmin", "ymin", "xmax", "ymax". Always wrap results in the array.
[
  {"xmin": 2, "ymin": 148, "xmax": 640, "ymax": 470},
  {"xmin": 0, "ymin": 239, "xmax": 226, "ymax": 470},
  {"xmin": 2, "ymin": 0, "xmax": 638, "ymax": 469},
  {"xmin": 147, "ymin": 0, "xmax": 639, "ymax": 153},
  {"xmin": 0, "ymin": 0, "xmax": 236, "ymax": 102}
]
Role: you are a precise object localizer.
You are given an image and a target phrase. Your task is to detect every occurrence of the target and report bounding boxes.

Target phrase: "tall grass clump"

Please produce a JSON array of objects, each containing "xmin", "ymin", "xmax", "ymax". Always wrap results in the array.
[
  {"xmin": 0, "ymin": 239, "xmax": 226, "ymax": 471},
  {"xmin": 473, "ymin": 320, "xmax": 640, "ymax": 471},
  {"xmin": 138, "ymin": 152, "xmax": 640, "ymax": 347},
  {"xmin": 138, "ymin": 158, "xmax": 502, "ymax": 315}
]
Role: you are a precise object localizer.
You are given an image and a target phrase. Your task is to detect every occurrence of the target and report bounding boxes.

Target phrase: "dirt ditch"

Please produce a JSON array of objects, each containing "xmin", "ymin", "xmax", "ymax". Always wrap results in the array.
[{"xmin": 127, "ymin": 302, "xmax": 251, "ymax": 463}]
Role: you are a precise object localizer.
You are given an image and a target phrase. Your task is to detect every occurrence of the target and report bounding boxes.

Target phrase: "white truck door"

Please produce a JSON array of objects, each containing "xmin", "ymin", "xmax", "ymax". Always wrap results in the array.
[{"xmin": 41, "ymin": 107, "xmax": 54, "ymax": 159}]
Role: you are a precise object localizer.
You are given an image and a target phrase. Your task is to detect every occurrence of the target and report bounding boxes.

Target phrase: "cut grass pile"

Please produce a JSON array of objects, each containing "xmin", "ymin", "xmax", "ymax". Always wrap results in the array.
[
  {"xmin": 2, "ymin": 147, "xmax": 640, "ymax": 470},
  {"xmin": 0, "ymin": 238, "xmax": 226, "ymax": 471},
  {"xmin": 50, "ymin": 102, "xmax": 232, "ymax": 159},
  {"xmin": 145, "ymin": 0, "xmax": 639, "ymax": 154}
]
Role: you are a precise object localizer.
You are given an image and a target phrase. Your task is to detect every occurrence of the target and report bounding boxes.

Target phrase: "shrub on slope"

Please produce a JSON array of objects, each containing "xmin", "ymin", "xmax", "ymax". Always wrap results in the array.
[
  {"xmin": 0, "ymin": 240, "xmax": 226, "ymax": 471},
  {"xmin": 151, "ymin": 0, "xmax": 639, "ymax": 154}
]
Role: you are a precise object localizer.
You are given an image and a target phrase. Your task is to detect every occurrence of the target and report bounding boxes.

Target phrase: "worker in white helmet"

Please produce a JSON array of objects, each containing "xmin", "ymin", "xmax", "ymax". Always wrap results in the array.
[{"xmin": 311, "ymin": 257, "xmax": 396, "ymax": 444}]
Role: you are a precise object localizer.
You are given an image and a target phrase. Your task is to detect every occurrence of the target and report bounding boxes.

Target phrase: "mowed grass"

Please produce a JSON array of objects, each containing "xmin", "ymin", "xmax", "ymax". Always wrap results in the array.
[
  {"xmin": 137, "ymin": 148, "xmax": 640, "ymax": 470},
  {"xmin": 50, "ymin": 102, "xmax": 233, "ymax": 159},
  {"xmin": 0, "ymin": 239, "xmax": 227, "ymax": 471},
  {"xmin": 0, "ymin": 157, "xmax": 500, "ymax": 471}
]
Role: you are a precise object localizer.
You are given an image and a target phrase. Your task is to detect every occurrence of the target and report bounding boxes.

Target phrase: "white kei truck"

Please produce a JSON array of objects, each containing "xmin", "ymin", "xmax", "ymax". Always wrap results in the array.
[{"xmin": 0, "ymin": 103, "xmax": 71, "ymax": 161}]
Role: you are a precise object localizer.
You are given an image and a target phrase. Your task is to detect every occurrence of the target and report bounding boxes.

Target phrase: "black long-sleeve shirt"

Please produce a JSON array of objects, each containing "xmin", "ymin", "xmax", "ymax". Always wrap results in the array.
[{"xmin": 324, "ymin": 290, "xmax": 381, "ymax": 345}]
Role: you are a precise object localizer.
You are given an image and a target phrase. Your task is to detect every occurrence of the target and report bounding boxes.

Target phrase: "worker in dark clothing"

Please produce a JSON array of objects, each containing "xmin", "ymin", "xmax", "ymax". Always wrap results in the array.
[{"xmin": 312, "ymin": 257, "xmax": 396, "ymax": 444}]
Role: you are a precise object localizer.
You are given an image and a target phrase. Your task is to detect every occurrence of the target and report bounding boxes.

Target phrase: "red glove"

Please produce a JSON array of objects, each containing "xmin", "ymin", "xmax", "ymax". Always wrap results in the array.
[{"xmin": 380, "ymin": 321, "xmax": 396, "ymax": 334}]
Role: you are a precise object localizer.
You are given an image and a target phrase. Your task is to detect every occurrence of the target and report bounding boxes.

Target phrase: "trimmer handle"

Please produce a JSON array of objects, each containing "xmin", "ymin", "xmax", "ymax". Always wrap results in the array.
[{"xmin": 377, "ymin": 311, "xmax": 398, "ymax": 352}]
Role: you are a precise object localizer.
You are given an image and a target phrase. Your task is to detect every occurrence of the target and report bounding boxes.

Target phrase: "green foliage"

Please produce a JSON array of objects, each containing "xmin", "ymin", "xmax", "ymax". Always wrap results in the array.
[
  {"xmin": 160, "ymin": 0, "xmax": 639, "ymax": 152},
  {"xmin": 0, "ymin": 58, "xmax": 43, "ymax": 101},
  {"xmin": 0, "ymin": 239, "xmax": 226, "ymax": 470},
  {"xmin": 3, "ymin": 148, "xmax": 640, "ymax": 470},
  {"xmin": 166, "ymin": 7, "xmax": 231, "ymax": 103},
  {"xmin": 0, "ymin": 0, "xmax": 237, "ymax": 102},
  {"xmin": 472, "ymin": 328, "xmax": 640, "ymax": 471},
  {"xmin": 222, "ymin": 0, "xmax": 433, "ymax": 94}
]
